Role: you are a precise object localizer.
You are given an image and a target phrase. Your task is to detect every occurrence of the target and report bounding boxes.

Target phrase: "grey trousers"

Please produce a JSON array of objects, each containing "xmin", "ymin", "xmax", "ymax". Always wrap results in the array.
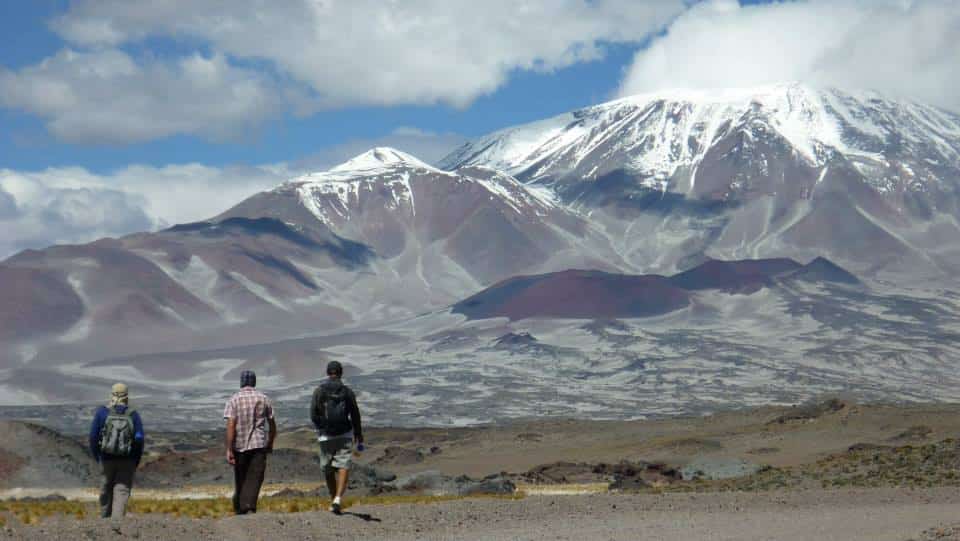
[{"xmin": 100, "ymin": 458, "xmax": 137, "ymax": 518}]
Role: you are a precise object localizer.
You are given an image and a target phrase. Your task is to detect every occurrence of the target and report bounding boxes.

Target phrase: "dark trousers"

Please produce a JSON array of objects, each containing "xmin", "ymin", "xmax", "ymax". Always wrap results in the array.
[
  {"xmin": 232, "ymin": 448, "xmax": 267, "ymax": 514},
  {"xmin": 100, "ymin": 458, "xmax": 137, "ymax": 518}
]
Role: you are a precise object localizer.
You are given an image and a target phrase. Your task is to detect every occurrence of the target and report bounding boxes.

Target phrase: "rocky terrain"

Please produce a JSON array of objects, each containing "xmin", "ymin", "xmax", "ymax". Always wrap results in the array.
[
  {"xmin": 6, "ymin": 400, "xmax": 960, "ymax": 494},
  {"xmin": 4, "ymin": 400, "xmax": 960, "ymax": 539}
]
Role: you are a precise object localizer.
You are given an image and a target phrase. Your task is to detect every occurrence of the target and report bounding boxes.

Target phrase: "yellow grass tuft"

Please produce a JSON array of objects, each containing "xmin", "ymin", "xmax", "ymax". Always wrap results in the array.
[
  {"xmin": 0, "ymin": 492, "xmax": 525, "ymax": 525},
  {"xmin": 0, "ymin": 500, "xmax": 94, "ymax": 525}
]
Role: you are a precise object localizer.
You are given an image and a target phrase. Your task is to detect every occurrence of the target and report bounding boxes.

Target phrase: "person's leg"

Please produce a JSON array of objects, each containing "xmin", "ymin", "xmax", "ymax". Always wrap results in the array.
[
  {"xmin": 335, "ymin": 468, "xmax": 350, "ymax": 499},
  {"xmin": 320, "ymin": 440, "xmax": 337, "ymax": 499},
  {"xmin": 330, "ymin": 438, "xmax": 353, "ymax": 513},
  {"xmin": 324, "ymin": 466, "xmax": 337, "ymax": 499},
  {"xmin": 99, "ymin": 461, "xmax": 117, "ymax": 518},
  {"xmin": 238, "ymin": 449, "xmax": 267, "ymax": 514},
  {"xmin": 111, "ymin": 458, "xmax": 136, "ymax": 517},
  {"xmin": 232, "ymin": 451, "xmax": 249, "ymax": 515}
]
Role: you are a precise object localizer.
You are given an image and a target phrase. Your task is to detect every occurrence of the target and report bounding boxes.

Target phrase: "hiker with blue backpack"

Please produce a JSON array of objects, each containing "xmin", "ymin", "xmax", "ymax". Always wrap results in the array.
[{"xmin": 89, "ymin": 383, "xmax": 145, "ymax": 518}]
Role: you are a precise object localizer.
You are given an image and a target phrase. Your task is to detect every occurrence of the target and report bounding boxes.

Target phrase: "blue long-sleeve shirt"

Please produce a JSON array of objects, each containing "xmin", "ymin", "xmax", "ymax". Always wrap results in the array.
[{"xmin": 89, "ymin": 405, "xmax": 144, "ymax": 464}]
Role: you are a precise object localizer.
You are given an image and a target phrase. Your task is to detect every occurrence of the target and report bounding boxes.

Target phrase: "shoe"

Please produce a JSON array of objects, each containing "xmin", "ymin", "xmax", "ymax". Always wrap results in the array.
[{"xmin": 330, "ymin": 501, "xmax": 342, "ymax": 515}]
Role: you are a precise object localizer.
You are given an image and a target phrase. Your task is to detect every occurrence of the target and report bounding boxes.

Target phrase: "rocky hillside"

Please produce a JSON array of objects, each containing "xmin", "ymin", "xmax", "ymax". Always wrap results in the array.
[{"xmin": 442, "ymin": 83, "xmax": 960, "ymax": 277}]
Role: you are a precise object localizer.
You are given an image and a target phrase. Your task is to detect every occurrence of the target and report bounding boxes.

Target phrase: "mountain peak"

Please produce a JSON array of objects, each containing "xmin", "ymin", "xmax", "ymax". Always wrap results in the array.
[
  {"xmin": 615, "ymin": 81, "xmax": 821, "ymax": 105},
  {"xmin": 440, "ymin": 83, "xmax": 960, "ymax": 188},
  {"xmin": 330, "ymin": 147, "xmax": 436, "ymax": 174}
]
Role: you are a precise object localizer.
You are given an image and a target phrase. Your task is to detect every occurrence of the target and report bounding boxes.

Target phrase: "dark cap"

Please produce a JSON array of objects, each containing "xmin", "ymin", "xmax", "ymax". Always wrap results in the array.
[
  {"xmin": 326, "ymin": 361, "xmax": 343, "ymax": 377},
  {"xmin": 240, "ymin": 370, "xmax": 256, "ymax": 388}
]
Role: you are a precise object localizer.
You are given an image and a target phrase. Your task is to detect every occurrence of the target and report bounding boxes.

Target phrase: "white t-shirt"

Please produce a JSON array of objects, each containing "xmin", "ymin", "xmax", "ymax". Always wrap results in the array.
[{"xmin": 318, "ymin": 430, "xmax": 352, "ymax": 442}]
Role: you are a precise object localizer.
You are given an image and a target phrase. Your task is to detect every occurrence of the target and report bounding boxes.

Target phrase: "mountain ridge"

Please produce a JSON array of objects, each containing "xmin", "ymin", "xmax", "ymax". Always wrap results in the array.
[
  {"xmin": 452, "ymin": 256, "xmax": 859, "ymax": 321},
  {"xmin": 440, "ymin": 82, "xmax": 960, "ymax": 195},
  {"xmin": 1, "ymin": 83, "xmax": 959, "ymax": 407}
]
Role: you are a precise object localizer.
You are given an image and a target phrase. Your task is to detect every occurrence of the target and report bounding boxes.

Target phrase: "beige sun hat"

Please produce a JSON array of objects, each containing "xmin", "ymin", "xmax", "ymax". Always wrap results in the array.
[{"xmin": 110, "ymin": 382, "xmax": 129, "ymax": 407}]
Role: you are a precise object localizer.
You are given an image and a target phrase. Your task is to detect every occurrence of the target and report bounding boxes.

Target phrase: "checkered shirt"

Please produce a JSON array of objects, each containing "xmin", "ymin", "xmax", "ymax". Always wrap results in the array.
[{"xmin": 223, "ymin": 387, "xmax": 274, "ymax": 453}]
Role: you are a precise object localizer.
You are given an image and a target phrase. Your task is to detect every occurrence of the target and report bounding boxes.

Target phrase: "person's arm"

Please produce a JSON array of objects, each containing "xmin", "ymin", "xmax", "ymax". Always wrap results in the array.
[
  {"xmin": 225, "ymin": 416, "xmax": 237, "ymax": 464},
  {"xmin": 267, "ymin": 418, "xmax": 277, "ymax": 452},
  {"xmin": 224, "ymin": 398, "xmax": 236, "ymax": 464},
  {"xmin": 88, "ymin": 407, "xmax": 105, "ymax": 463},
  {"xmin": 348, "ymin": 390, "xmax": 363, "ymax": 444},
  {"xmin": 310, "ymin": 387, "xmax": 324, "ymax": 432},
  {"xmin": 266, "ymin": 399, "xmax": 277, "ymax": 452},
  {"xmin": 131, "ymin": 411, "xmax": 145, "ymax": 466}
]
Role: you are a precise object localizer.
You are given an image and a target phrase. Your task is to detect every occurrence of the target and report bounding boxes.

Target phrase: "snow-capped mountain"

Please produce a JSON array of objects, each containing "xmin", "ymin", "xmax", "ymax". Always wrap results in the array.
[
  {"xmin": 0, "ymin": 147, "xmax": 625, "ymax": 373},
  {"xmin": 222, "ymin": 147, "xmax": 624, "ymax": 289},
  {"xmin": 442, "ymin": 83, "xmax": 960, "ymax": 277},
  {"xmin": 4, "ymin": 84, "xmax": 960, "ymax": 409},
  {"xmin": 441, "ymin": 83, "xmax": 960, "ymax": 198}
]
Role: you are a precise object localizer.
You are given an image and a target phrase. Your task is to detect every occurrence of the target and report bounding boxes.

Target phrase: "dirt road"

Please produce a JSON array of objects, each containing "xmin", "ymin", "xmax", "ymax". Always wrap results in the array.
[{"xmin": 4, "ymin": 487, "xmax": 959, "ymax": 540}]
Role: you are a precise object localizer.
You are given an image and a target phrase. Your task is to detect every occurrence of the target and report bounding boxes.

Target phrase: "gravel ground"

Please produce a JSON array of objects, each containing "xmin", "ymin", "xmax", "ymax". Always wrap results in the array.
[{"xmin": 4, "ymin": 487, "xmax": 960, "ymax": 540}]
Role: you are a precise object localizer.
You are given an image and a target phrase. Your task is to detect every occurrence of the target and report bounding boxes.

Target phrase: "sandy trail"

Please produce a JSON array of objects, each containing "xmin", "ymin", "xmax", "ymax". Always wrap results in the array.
[{"xmin": 4, "ymin": 488, "xmax": 959, "ymax": 540}]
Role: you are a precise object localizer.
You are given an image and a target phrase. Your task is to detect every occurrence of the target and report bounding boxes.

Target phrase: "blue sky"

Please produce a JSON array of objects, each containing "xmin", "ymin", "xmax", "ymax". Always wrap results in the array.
[
  {"xmin": 0, "ymin": 3, "xmax": 661, "ymax": 172},
  {"xmin": 0, "ymin": 0, "xmax": 668, "ymax": 173},
  {"xmin": 0, "ymin": 43, "xmax": 641, "ymax": 172},
  {"xmin": 0, "ymin": 0, "xmax": 956, "ymax": 257}
]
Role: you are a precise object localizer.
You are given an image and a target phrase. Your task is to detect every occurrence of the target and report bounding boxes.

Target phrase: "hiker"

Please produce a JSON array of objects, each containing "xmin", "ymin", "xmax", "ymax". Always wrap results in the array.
[
  {"xmin": 311, "ymin": 360, "xmax": 364, "ymax": 514},
  {"xmin": 224, "ymin": 370, "xmax": 277, "ymax": 515},
  {"xmin": 89, "ymin": 383, "xmax": 145, "ymax": 518}
]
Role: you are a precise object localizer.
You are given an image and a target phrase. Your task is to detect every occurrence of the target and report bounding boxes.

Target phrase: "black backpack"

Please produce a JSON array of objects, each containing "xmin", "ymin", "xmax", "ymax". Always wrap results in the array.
[{"xmin": 320, "ymin": 383, "xmax": 352, "ymax": 436}]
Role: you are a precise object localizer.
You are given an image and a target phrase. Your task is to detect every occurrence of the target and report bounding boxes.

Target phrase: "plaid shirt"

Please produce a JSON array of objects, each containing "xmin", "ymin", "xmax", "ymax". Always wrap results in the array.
[{"xmin": 223, "ymin": 387, "xmax": 274, "ymax": 453}]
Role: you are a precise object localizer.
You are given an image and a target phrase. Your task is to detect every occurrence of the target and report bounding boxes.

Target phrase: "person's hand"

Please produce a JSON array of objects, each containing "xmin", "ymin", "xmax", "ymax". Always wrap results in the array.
[{"xmin": 226, "ymin": 449, "xmax": 236, "ymax": 465}]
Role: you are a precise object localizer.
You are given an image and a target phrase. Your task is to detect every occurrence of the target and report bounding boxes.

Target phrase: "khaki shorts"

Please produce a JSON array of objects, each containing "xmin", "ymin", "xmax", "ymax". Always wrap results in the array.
[{"xmin": 319, "ymin": 436, "xmax": 353, "ymax": 471}]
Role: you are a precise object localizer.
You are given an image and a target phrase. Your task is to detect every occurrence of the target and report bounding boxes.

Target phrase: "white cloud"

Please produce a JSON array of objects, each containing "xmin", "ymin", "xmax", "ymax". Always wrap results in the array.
[
  {"xmin": 0, "ymin": 189, "xmax": 19, "ymax": 219},
  {"xmin": 53, "ymin": 1, "xmax": 685, "ymax": 107},
  {"xmin": 0, "ymin": 179, "xmax": 154, "ymax": 258},
  {"xmin": 619, "ymin": 0, "xmax": 960, "ymax": 111},
  {"xmin": 0, "ymin": 164, "xmax": 287, "ymax": 258},
  {"xmin": 0, "ymin": 1, "xmax": 687, "ymax": 143},
  {"xmin": 0, "ymin": 49, "xmax": 287, "ymax": 143}
]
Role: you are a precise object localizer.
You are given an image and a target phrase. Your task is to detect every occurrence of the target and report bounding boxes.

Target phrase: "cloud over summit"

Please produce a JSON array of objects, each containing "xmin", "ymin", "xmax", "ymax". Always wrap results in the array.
[{"xmin": 618, "ymin": 0, "xmax": 960, "ymax": 112}]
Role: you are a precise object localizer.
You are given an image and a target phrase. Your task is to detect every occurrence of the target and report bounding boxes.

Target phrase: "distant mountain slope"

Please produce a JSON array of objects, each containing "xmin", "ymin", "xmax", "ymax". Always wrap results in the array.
[
  {"xmin": 441, "ymin": 83, "xmax": 960, "ymax": 202},
  {"xmin": 0, "ymin": 421, "xmax": 96, "ymax": 489},
  {"xmin": 1, "ymin": 84, "xmax": 958, "ymax": 407},
  {"xmin": 442, "ymin": 83, "xmax": 960, "ymax": 277},
  {"xmin": 0, "ymin": 148, "xmax": 624, "ymax": 374},
  {"xmin": 0, "ymin": 215, "xmax": 367, "ymax": 355},
  {"xmin": 453, "ymin": 257, "xmax": 858, "ymax": 320},
  {"xmin": 221, "ymin": 147, "xmax": 625, "ymax": 287},
  {"xmin": 668, "ymin": 258, "xmax": 803, "ymax": 292},
  {"xmin": 453, "ymin": 270, "xmax": 691, "ymax": 321}
]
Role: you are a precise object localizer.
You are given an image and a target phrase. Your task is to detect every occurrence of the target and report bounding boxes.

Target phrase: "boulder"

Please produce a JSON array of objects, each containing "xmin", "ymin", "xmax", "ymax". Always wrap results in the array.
[{"xmin": 390, "ymin": 471, "xmax": 514, "ymax": 496}]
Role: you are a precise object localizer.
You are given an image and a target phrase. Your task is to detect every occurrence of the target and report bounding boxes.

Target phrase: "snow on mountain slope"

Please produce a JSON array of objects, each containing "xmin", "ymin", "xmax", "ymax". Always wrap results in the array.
[
  {"xmin": 288, "ymin": 147, "xmax": 557, "ymax": 225},
  {"xmin": 440, "ymin": 83, "xmax": 960, "ymax": 197},
  {"xmin": 441, "ymin": 83, "xmax": 960, "ymax": 277},
  {"xmin": 331, "ymin": 146, "xmax": 436, "ymax": 172},
  {"xmin": 223, "ymin": 148, "xmax": 624, "ymax": 290},
  {"xmin": 6, "ymin": 86, "xmax": 960, "ymax": 409}
]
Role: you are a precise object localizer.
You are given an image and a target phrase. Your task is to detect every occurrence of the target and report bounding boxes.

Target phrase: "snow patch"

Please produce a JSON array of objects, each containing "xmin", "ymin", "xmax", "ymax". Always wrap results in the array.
[{"xmin": 441, "ymin": 83, "xmax": 960, "ymax": 192}]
